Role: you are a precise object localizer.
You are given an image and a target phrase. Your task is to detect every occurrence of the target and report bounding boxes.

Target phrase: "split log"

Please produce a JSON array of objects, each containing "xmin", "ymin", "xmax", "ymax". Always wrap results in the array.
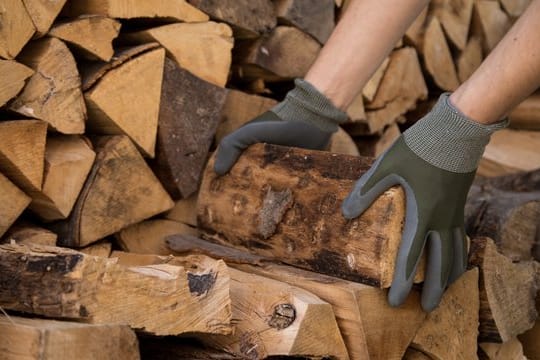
[
  {"xmin": 474, "ymin": 0, "xmax": 512, "ymax": 52},
  {"xmin": 52, "ymin": 135, "xmax": 174, "ymax": 248},
  {"xmin": 509, "ymin": 94, "xmax": 540, "ymax": 130},
  {"xmin": 404, "ymin": 7, "xmax": 428, "ymax": 49},
  {"xmin": 410, "ymin": 269, "xmax": 480, "ymax": 360},
  {"xmin": 345, "ymin": 92, "xmax": 367, "ymax": 124},
  {"xmin": 423, "ymin": 17, "xmax": 459, "ymax": 91},
  {"xmin": 85, "ymin": 48, "xmax": 165, "ymax": 158},
  {"xmin": 457, "ymin": 36, "xmax": 483, "ymax": 83},
  {"xmin": 403, "ymin": 348, "xmax": 434, "ymax": 360},
  {"xmin": 10, "ymin": 38, "xmax": 87, "ymax": 134},
  {"xmin": 151, "ymin": 58, "xmax": 228, "ymax": 199},
  {"xmin": 431, "ymin": 0, "xmax": 474, "ymax": 50},
  {"xmin": 500, "ymin": 0, "xmax": 531, "ymax": 17},
  {"xmin": 138, "ymin": 336, "xmax": 244, "ymax": 360},
  {"xmin": 0, "ymin": 60, "xmax": 33, "ymax": 107},
  {"xmin": 3, "ymin": 222, "xmax": 57, "ymax": 246},
  {"xmin": 124, "ymin": 22, "xmax": 233, "ymax": 87},
  {"xmin": 116, "ymin": 219, "xmax": 198, "ymax": 255},
  {"xmin": 468, "ymin": 237, "xmax": 538, "ymax": 342},
  {"xmin": 112, "ymin": 251, "xmax": 349, "ymax": 359},
  {"xmin": 329, "ymin": 127, "xmax": 360, "ymax": 156},
  {"xmin": 165, "ymin": 194, "xmax": 198, "ymax": 227},
  {"xmin": 0, "ymin": 243, "xmax": 232, "ymax": 336},
  {"xmin": 187, "ymin": 0, "xmax": 276, "ymax": 38},
  {"xmin": 478, "ymin": 129, "xmax": 540, "ymax": 177},
  {"xmin": 362, "ymin": 57, "xmax": 390, "ymax": 103},
  {"xmin": 0, "ymin": 0, "xmax": 35, "ymax": 59},
  {"xmin": 473, "ymin": 169, "xmax": 540, "ymax": 193},
  {"xmin": 480, "ymin": 338, "xmax": 528, "ymax": 360},
  {"xmin": 49, "ymin": 16, "xmax": 121, "ymax": 62},
  {"xmin": 197, "ymin": 143, "xmax": 425, "ymax": 288},
  {"xmin": 356, "ymin": 123, "xmax": 401, "ymax": 158},
  {"xmin": 62, "ymin": 0, "xmax": 209, "ymax": 22},
  {"xmin": 0, "ymin": 315, "xmax": 139, "ymax": 360},
  {"xmin": 519, "ymin": 318, "xmax": 540, "ymax": 360},
  {"xmin": 0, "ymin": 120, "xmax": 47, "ymax": 194},
  {"xmin": 236, "ymin": 26, "xmax": 321, "ymax": 81},
  {"xmin": 22, "ymin": 0, "xmax": 67, "ymax": 37},
  {"xmin": 274, "ymin": 0, "xmax": 335, "ymax": 44},
  {"xmin": 79, "ymin": 241, "xmax": 112, "ymax": 257},
  {"xmin": 29, "ymin": 135, "xmax": 96, "ymax": 221},
  {"xmin": 0, "ymin": 173, "xmax": 30, "ymax": 238}
]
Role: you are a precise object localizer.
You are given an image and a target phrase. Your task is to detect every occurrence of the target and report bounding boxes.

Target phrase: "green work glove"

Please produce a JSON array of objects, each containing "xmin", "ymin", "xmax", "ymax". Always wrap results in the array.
[
  {"xmin": 342, "ymin": 93, "xmax": 507, "ymax": 312},
  {"xmin": 214, "ymin": 79, "xmax": 347, "ymax": 175}
]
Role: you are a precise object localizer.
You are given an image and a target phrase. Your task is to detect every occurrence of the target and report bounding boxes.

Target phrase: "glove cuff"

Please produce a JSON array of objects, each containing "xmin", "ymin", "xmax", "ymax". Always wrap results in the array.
[
  {"xmin": 403, "ymin": 93, "xmax": 508, "ymax": 173},
  {"xmin": 271, "ymin": 78, "xmax": 348, "ymax": 133}
]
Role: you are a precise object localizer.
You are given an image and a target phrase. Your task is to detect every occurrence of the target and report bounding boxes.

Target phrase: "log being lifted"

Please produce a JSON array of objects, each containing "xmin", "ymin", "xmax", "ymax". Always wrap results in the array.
[
  {"xmin": 0, "ymin": 243, "xmax": 232, "ymax": 336},
  {"xmin": 198, "ymin": 143, "xmax": 424, "ymax": 288}
]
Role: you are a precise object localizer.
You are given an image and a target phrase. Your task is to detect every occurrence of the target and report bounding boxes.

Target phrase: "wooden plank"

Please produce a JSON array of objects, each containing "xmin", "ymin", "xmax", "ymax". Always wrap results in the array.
[
  {"xmin": 22, "ymin": 0, "xmax": 67, "ymax": 37},
  {"xmin": 0, "ymin": 243, "xmax": 232, "ymax": 336},
  {"xmin": 0, "ymin": 60, "xmax": 33, "ymax": 107},
  {"xmin": 423, "ymin": 17, "xmax": 459, "ymax": 91},
  {"xmin": 0, "ymin": 173, "xmax": 30, "ymax": 238},
  {"xmin": 274, "ymin": 0, "xmax": 335, "ymax": 44},
  {"xmin": 0, "ymin": 0, "xmax": 35, "ymax": 59}
]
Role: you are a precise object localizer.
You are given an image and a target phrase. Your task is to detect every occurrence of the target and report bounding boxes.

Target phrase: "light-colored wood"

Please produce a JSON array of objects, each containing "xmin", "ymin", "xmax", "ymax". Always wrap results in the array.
[
  {"xmin": 423, "ymin": 17, "xmax": 459, "ymax": 91},
  {"xmin": 113, "ymin": 251, "xmax": 349, "ymax": 359},
  {"xmin": 469, "ymin": 237, "xmax": 538, "ymax": 342},
  {"xmin": 49, "ymin": 16, "xmax": 121, "ymax": 62},
  {"xmin": 356, "ymin": 123, "xmax": 401, "ymax": 158},
  {"xmin": 0, "ymin": 120, "xmax": 47, "ymax": 194},
  {"xmin": 411, "ymin": 269, "xmax": 480, "ymax": 360},
  {"xmin": 0, "ymin": 315, "xmax": 139, "ymax": 360},
  {"xmin": 124, "ymin": 22, "xmax": 233, "ymax": 87},
  {"xmin": 346, "ymin": 92, "xmax": 367, "ymax": 123},
  {"xmin": 198, "ymin": 143, "xmax": 427, "ymax": 288},
  {"xmin": 80, "ymin": 241, "xmax": 112, "ymax": 257},
  {"xmin": 330, "ymin": 127, "xmax": 360, "ymax": 156},
  {"xmin": 10, "ymin": 38, "xmax": 86, "ymax": 134},
  {"xmin": 509, "ymin": 94, "xmax": 540, "ymax": 130},
  {"xmin": 274, "ymin": 0, "xmax": 335, "ymax": 44},
  {"xmin": 431, "ymin": 0, "xmax": 474, "ymax": 50},
  {"xmin": 457, "ymin": 36, "xmax": 483, "ymax": 83},
  {"xmin": 22, "ymin": 0, "xmax": 67, "ymax": 37},
  {"xmin": 85, "ymin": 48, "xmax": 165, "ymax": 158},
  {"xmin": 29, "ymin": 135, "xmax": 96, "ymax": 221},
  {"xmin": 0, "ymin": 243, "xmax": 232, "ymax": 336},
  {"xmin": 0, "ymin": 60, "xmax": 33, "ymax": 107},
  {"xmin": 0, "ymin": 173, "xmax": 30, "ymax": 238},
  {"xmin": 0, "ymin": 0, "xmax": 35, "ymax": 59},
  {"xmin": 165, "ymin": 193, "xmax": 198, "ymax": 227},
  {"xmin": 3, "ymin": 223, "xmax": 57, "ymax": 246},
  {"xmin": 403, "ymin": 348, "xmax": 434, "ymax": 360},
  {"xmin": 480, "ymin": 338, "xmax": 528, "ymax": 360},
  {"xmin": 215, "ymin": 89, "xmax": 278, "ymax": 143},
  {"xmin": 116, "ymin": 219, "xmax": 198, "ymax": 255},
  {"xmin": 62, "ymin": 0, "xmax": 208, "ymax": 22},
  {"xmin": 478, "ymin": 129, "xmax": 540, "ymax": 177},
  {"xmin": 362, "ymin": 57, "xmax": 390, "ymax": 103},
  {"xmin": 405, "ymin": 7, "xmax": 428, "ymax": 49},
  {"xmin": 52, "ymin": 136, "xmax": 174, "ymax": 248},
  {"xmin": 519, "ymin": 318, "xmax": 540, "ymax": 360},
  {"xmin": 474, "ymin": 0, "xmax": 512, "ymax": 52},
  {"xmin": 500, "ymin": 0, "xmax": 531, "ymax": 17}
]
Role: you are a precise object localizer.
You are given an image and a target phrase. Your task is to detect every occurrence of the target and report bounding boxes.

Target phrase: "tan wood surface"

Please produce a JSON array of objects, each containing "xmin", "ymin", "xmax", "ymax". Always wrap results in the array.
[
  {"xmin": 22, "ymin": 0, "xmax": 66, "ymax": 37},
  {"xmin": 0, "ymin": 60, "xmax": 33, "ymax": 107},
  {"xmin": 457, "ymin": 36, "xmax": 483, "ymax": 83},
  {"xmin": 3, "ymin": 223, "xmax": 57, "ymax": 246},
  {"xmin": 474, "ymin": 0, "xmax": 512, "ymax": 52},
  {"xmin": 0, "ymin": 0, "xmax": 35, "ymax": 59},
  {"xmin": 431, "ymin": 0, "xmax": 474, "ymax": 50},
  {"xmin": 274, "ymin": 0, "xmax": 335, "ymax": 43},
  {"xmin": 165, "ymin": 194, "xmax": 198, "ymax": 227},
  {"xmin": 509, "ymin": 94, "xmax": 540, "ymax": 130},
  {"xmin": 423, "ymin": 17, "xmax": 459, "ymax": 91},
  {"xmin": 0, "ymin": 173, "xmax": 30, "ymax": 238}
]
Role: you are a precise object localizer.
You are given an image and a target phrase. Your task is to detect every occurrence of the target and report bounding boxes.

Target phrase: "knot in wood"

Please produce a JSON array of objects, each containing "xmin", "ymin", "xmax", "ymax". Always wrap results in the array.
[{"xmin": 268, "ymin": 303, "xmax": 296, "ymax": 329}]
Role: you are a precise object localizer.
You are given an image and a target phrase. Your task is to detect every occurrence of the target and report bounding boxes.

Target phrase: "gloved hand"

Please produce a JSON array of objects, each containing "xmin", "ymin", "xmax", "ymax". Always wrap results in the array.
[
  {"xmin": 342, "ymin": 93, "xmax": 508, "ymax": 312},
  {"xmin": 214, "ymin": 79, "xmax": 347, "ymax": 175}
]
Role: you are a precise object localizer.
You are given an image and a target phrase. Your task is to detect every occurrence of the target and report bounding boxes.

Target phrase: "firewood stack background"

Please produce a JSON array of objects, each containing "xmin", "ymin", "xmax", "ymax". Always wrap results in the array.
[{"xmin": 0, "ymin": 0, "xmax": 539, "ymax": 359}]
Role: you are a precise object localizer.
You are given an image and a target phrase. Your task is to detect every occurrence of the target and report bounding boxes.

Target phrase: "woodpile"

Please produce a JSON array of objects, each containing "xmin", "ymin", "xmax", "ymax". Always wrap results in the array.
[{"xmin": 0, "ymin": 0, "xmax": 538, "ymax": 359}]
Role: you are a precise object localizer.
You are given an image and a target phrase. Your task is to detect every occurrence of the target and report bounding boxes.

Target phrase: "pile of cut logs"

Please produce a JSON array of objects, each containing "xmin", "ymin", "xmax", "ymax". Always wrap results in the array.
[{"xmin": 0, "ymin": 0, "xmax": 539, "ymax": 359}]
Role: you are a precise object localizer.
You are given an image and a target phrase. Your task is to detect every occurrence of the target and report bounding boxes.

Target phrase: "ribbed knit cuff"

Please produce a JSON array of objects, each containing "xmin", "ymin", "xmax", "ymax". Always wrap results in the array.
[
  {"xmin": 271, "ymin": 78, "xmax": 348, "ymax": 133},
  {"xmin": 403, "ymin": 93, "xmax": 508, "ymax": 173}
]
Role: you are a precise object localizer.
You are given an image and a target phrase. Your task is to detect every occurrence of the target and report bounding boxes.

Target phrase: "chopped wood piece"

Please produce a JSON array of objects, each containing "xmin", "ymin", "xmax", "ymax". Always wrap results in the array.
[
  {"xmin": 197, "ymin": 143, "xmax": 427, "ymax": 288},
  {"xmin": 49, "ymin": 16, "xmax": 121, "ymax": 62},
  {"xmin": 480, "ymin": 338, "xmax": 528, "ymax": 360},
  {"xmin": 151, "ymin": 58, "xmax": 227, "ymax": 199},
  {"xmin": 85, "ymin": 48, "xmax": 165, "ymax": 158},
  {"xmin": 405, "ymin": 7, "xmax": 428, "ymax": 49},
  {"xmin": 457, "ymin": 36, "xmax": 483, "ymax": 83},
  {"xmin": 80, "ymin": 241, "xmax": 112, "ymax": 257},
  {"xmin": 62, "ymin": 0, "xmax": 208, "ymax": 22},
  {"xmin": 165, "ymin": 194, "xmax": 198, "ymax": 227},
  {"xmin": 215, "ymin": 89, "xmax": 278, "ymax": 144},
  {"xmin": 519, "ymin": 318, "xmax": 540, "ymax": 360},
  {"xmin": 362, "ymin": 57, "xmax": 390, "ymax": 103},
  {"xmin": 478, "ymin": 129, "xmax": 540, "ymax": 177},
  {"xmin": 3, "ymin": 222, "xmax": 57, "ymax": 246},
  {"xmin": 473, "ymin": 169, "xmax": 540, "ymax": 193},
  {"xmin": 509, "ymin": 94, "xmax": 540, "ymax": 130},
  {"xmin": 356, "ymin": 123, "xmax": 401, "ymax": 158},
  {"xmin": 274, "ymin": 0, "xmax": 335, "ymax": 43},
  {"xmin": 0, "ymin": 243, "xmax": 232, "ymax": 336},
  {"xmin": 113, "ymin": 251, "xmax": 349, "ymax": 359},
  {"xmin": 188, "ymin": 0, "xmax": 276, "ymax": 38},
  {"xmin": 346, "ymin": 92, "xmax": 367, "ymax": 123},
  {"xmin": 474, "ymin": 0, "xmax": 512, "ymax": 52},
  {"xmin": 431, "ymin": 0, "xmax": 474, "ymax": 50},
  {"xmin": 0, "ymin": 315, "xmax": 139, "ymax": 360},
  {"xmin": 411, "ymin": 269, "xmax": 480, "ymax": 360},
  {"xmin": 236, "ymin": 26, "xmax": 321, "ymax": 81},
  {"xmin": 0, "ymin": 0, "xmax": 35, "ymax": 59},
  {"xmin": 116, "ymin": 219, "xmax": 198, "ymax": 255},
  {"xmin": 29, "ymin": 135, "xmax": 96, "ymax": 221},
  {"xmin": 139, "ymin": 336, "xmax": 245, "ymax": 360},
  {"xmin": 329, "ymin": 127, "xmax": 360, "ymax": 156},
  {"xmin": 52, "ymin": 136, "xmax": 174, "ymax": 248},
  {"xmin": 500, "ymin": 0, "xmax": 531, "ymax": 17},
  {"xmin": 0, "ymin": 120, "xmax": 47, "ymax": 193},
  {"xmin": 403, "ymin": 348, "xmax": 434, "ymax": 360},
  {"xmin": 0, "ymin": 173, "xmax": 30, "ymax": 238},
  {"xmin": 423, "ymin": 17, "xmax": 459, "ymax": 91},
  {"xmin": 124, "ymin": 22, "xmax": 233, "ymax": 87},
  {"xmin": 468, "ymin": 237, "xmax": 538, "ymax": 342},
  {"xmin": 22, "ymin": 0, "xmax": 67, "ymax": 37},
  {"xmin": 0, "ymin": 60, "xmax": 33, "ymax": 107},
  {"xmin": 10, "ymin": 38, "xmax": 86, "ymax": 134}
]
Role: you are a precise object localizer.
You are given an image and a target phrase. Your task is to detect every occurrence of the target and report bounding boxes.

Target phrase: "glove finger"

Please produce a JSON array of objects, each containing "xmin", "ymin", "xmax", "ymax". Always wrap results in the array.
[
  {"xmin": 448, "ymin": 227, "xmax": 467, "ymax": 284},
  {"xmin": 421, "ymin": 229, "xmax": 453, "ymax": 312}
]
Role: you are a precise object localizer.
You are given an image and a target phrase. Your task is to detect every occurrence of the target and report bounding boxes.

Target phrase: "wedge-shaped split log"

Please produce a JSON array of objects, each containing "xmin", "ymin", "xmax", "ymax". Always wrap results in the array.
[
  {"xmin": 0, "ymin": 173, "xmax": 31, "ymax": 238},
  {"xmin": 0, "ymin": 244, "xmax": 232, "ymax": 336},
  {"xmin": 22, "ymin": 0, "xmax": 67, "ymax": 37},
  {"xmin": 0, "ymin": 60, "xmax": 33, "ymax": 107},
  {"xmin": 0, "ymin": 0, "xmax": 35, "ymax": 59}
]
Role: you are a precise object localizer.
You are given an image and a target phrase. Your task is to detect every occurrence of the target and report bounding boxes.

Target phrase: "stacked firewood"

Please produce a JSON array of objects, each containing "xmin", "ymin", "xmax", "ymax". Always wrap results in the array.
[{"xmin": 0, "ymin": 0, "xmax": 538, "ymax": 359}]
